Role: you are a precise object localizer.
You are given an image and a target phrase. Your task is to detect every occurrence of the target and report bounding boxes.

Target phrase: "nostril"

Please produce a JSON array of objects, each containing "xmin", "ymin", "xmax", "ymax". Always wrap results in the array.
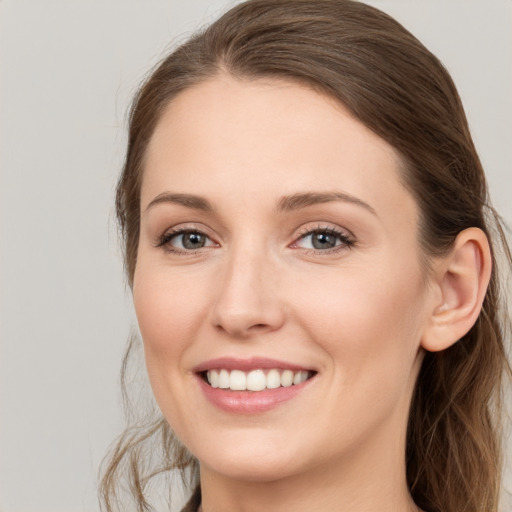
[{"xmin": 211, "ymin": 301, "xmax": 286, "ymax": 337}]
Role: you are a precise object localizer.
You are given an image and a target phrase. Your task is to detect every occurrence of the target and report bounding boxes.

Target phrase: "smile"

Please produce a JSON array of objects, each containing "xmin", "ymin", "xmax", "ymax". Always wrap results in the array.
[
  {"xmin": 194, "ymin": 358, "xmax": 317, "ymax": 413},
  {"xmin": 206, "ymin": 368, "xmax": 312, "ymax": 391}
]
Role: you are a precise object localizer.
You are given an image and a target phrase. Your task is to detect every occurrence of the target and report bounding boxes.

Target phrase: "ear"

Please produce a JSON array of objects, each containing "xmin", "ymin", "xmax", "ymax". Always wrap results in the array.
[{"xmin": 421, "ymin": 227, "xmax": 492, "ymax": 352}]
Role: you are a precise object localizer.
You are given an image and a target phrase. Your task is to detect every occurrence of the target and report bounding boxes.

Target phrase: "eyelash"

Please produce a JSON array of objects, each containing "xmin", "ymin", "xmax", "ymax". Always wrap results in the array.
[{"xmin": 156, "ymin": 225, "xmax": 355, "ymax": 256}]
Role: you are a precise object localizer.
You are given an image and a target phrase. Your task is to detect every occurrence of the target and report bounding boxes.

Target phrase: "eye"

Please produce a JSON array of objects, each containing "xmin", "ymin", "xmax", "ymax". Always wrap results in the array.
[
  {"xmin": 293, "ymin": 227, "xmax": 354, "ymax": 252},
  {"xmin": 158, "ymin": 229, "xmax": 216, "ymax": 252}
]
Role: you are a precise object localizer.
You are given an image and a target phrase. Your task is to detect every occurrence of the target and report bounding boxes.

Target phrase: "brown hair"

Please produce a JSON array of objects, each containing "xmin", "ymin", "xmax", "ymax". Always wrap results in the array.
[{"xmin": 100, "ymin": 1, "xmax": 512, "ymax": 511}]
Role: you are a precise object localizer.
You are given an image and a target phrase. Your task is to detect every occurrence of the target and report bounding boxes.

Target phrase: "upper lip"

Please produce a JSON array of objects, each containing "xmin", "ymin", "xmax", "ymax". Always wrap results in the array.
[{"xmin": 192, "ymin": 357, "xmax": 315, "ymax": 373}]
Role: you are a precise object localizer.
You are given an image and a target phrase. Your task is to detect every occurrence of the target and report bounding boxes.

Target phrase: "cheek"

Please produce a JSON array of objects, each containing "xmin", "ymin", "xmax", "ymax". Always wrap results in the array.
[
  {"xmin": 132, "ymin": 261, "xmax": 216, "ymax": 429},
  {"xmin": 135, "ymin": 263, "xmax": 200, "ymax": 336},
  {"xmin": 132, "ymin": 262, "xmax": 211, "ymax": 380},
  {"xmin": 296, "ymin": 263, "xmax": 426, "ymax": 453},
  {"xmin": 292, "ymin": 259, "xmax": 426, "ymax": 382}
]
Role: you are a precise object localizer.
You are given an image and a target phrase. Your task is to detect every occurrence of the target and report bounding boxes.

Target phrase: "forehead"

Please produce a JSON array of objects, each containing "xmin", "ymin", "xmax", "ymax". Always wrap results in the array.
[{"xmin": 142, "ymin": 74, "xmax": 415, "ymax": 225}]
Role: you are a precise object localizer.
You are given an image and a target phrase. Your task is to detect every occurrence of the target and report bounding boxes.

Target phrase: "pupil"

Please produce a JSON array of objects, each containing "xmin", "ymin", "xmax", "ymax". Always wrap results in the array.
[
  {"xmin": 183, "ymin": 232, "xmax": 205, "ymax": 249},
  {"xmin": 312, "ymin": 232, "xmax": 336, "ymax": 249}
]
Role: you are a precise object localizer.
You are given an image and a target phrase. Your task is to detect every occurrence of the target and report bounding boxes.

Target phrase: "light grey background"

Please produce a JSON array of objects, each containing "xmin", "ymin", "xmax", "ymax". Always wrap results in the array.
[{"xmin": 0, "ymin": 1, "xmax": 510, "ymax": 511}]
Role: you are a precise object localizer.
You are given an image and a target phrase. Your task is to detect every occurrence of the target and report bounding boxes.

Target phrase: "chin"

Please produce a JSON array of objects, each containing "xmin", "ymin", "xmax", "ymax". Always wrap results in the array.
[
  {"xmin": 202, "ymin": 454, "xmax": 299, "ymax": 483},
  {"xmin": 187, "ymin": 429, "xmax": 308, "ymax": 482}
]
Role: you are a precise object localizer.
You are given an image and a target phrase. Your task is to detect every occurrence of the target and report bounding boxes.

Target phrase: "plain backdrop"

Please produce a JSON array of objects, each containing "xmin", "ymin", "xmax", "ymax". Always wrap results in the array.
[{"xmin": 0, "ymin": 1, "xmax": 511, "ymax": 511}]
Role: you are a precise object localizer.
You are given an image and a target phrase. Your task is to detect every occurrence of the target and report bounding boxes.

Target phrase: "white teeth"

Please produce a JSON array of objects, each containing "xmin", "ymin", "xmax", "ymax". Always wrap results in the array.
[
  {"xmin": 229, "ymin": 370, "xmax": 246, "ymax": 391},
  {"xmin": 246, "ymin": 369, "xmax": 266, "ymax": 391},
  {"xmin": 209, "ymin": 369, "xmax": 219, "ymax": 388},
  {"xmin": 266, "ymin": 369, "xmax": 281, "ymax": 389},
  {"xmin": 205, "ymin": 368, "xmax": 312, "ymax": 391},
  {"xmin": 280, "ymin": 370, "xmax": 293, "ymax": 387},
  {"xmin": 293, "ymin": 370, "xmax": 309, "ymax": 385},
  {"xmin": 218, "ymin": 369, "xmax": 230, "ymax": 389}
]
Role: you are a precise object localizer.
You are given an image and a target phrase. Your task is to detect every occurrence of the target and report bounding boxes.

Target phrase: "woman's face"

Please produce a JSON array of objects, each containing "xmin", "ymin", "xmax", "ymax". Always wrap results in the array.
[{"xmin": 134, "ymin": 75, "xmax": 434, "ymax": 482}]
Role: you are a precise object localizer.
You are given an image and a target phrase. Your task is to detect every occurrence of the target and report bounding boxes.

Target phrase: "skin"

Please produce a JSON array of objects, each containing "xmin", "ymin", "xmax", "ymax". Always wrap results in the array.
[{"xmin": 133, "ymin": 75, "xmax": 452, "ymax": 512}]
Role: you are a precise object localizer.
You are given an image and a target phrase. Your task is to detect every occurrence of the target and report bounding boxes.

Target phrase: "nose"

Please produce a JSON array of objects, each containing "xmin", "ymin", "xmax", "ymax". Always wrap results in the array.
[{"xmin": 210, "ymin": 244, "xmax": 286, "ymax": 338}]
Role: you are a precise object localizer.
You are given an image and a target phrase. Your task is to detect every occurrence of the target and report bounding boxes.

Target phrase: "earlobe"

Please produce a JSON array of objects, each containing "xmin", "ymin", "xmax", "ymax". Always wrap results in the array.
[{"xmin": 421, "ymin": 227, "xmax": 492, "ymax": 352}]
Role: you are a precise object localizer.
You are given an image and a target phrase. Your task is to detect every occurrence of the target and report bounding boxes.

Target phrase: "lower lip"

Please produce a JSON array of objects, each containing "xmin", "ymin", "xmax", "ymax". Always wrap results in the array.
[{"xmin": 196, "ymin": 375, "xmax": 313, "ymax": 414}]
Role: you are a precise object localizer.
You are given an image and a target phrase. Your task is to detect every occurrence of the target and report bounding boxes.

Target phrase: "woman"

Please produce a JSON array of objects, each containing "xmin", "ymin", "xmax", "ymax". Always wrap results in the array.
[{"xmin": 100, "ymin": 1, "xmax": 511, "ymax": 511}]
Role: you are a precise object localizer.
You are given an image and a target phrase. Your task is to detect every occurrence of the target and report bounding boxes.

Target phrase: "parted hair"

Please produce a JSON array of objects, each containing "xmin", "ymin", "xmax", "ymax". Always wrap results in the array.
[{"xmin": 100, "ymin": 1, "xmax": 512, "ymax": 511}]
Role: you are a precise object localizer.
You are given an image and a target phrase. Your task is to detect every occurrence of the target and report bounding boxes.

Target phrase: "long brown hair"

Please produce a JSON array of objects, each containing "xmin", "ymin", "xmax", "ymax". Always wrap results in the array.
[{"xmin": 100, "ymin": 1, "xmax": 512, "ymax": 511}]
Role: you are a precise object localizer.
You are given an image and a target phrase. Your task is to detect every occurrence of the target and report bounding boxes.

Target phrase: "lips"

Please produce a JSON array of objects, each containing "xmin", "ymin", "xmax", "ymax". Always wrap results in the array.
[{"xmin": 193, "ymin": 357, "xmax": 316, "ymax": 413}]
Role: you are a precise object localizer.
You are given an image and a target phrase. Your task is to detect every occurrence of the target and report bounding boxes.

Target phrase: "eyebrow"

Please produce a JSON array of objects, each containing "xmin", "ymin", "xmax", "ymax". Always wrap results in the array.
[
  {"xmin": 276, "ymin": 191, "xmax": 377, "ymax": 216},
  {"xmin": 144, "ymin": 190, "xmax": 376, "ymax": 216},
  {"xmin": 144, "ymin": 192, "xmax": 214, "ymax": 213}
]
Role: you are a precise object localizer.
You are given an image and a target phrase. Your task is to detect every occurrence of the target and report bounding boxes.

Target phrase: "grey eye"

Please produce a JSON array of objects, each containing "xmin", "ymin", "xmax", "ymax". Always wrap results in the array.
[
  {"xmin": 176, "ymin": 231, "xmax": 208, "ymax": 249},
  {"xmin": 296, "ymin": 229, "xmax": 348, "ymax": 250},
  {"xmin": 310, "ymin": 231, "xmax": 338, "ymax": 249}
]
